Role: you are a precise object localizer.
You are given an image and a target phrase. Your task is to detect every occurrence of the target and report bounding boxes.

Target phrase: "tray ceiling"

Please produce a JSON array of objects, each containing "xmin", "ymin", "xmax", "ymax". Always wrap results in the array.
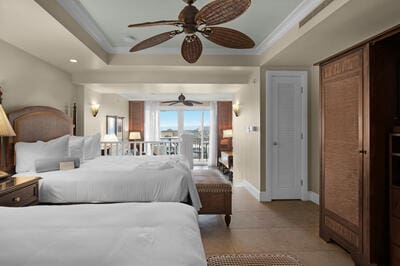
[{"xmin": 66, "ymin": 0, "xmax": 303, "ymax": 54}]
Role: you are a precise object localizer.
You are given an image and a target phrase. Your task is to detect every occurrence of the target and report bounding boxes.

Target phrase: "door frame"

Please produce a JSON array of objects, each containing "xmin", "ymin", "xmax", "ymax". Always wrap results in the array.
[{"xmin": 266, "ymin": 71, "xmax": 308, "ymax": 201}]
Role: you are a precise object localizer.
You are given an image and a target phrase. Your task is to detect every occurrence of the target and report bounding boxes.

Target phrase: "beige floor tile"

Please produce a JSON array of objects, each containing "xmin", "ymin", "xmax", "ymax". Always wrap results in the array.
[
  {"xmin": 197, "ymin": 173, "xmax": 353, "ymax": 266},
  {"xmin": 268, "ymin": 227, "xmax": 341, "ymax": 252}
]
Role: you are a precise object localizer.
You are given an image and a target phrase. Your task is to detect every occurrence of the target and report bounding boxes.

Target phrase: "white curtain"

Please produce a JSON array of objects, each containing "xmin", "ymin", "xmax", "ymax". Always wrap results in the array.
[
  {"xmin": 144, "ymin": 101, "xmax": 160, "ymax": 141},
  {"xmin": 208, "ymin": 101, "xmax": 218, "ymax": 166}
]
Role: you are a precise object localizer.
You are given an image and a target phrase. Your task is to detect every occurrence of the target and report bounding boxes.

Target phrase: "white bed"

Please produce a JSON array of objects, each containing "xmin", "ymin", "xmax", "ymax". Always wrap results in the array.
[
  {"xmin": 0, "ymin": 202, "xmax": 207, "ymax": 266},
  {"xmin": 15, "ymin": 155, "xmax": 201, "ymax": 210}
]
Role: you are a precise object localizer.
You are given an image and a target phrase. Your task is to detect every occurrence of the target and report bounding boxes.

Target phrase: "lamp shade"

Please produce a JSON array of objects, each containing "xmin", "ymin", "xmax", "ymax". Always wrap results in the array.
[
  {"xmin": 101, "ymin": 134, "xmax": 119, "ymax": 143},
  {"xmin": 0, "ymin": 105, "xmax": 15, "ymax": 137},
  {"xmin": 223, "ymin": 129, "xmax": 233, "ymax": 138},
  {"xmin": 129, "ymin": 131, "xmax": 141, "ymax": 141}
]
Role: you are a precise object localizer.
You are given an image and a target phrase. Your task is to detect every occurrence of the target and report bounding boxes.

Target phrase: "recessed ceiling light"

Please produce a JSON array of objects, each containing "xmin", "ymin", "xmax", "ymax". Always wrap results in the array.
[{"xmin": 69, "ymin": 59, "xmax": 78, "ymax": 63}]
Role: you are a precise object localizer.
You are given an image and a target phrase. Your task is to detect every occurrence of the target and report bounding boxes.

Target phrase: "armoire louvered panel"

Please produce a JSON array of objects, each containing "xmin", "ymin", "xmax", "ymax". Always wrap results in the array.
[{"xmin": 321, "ymin": 49, "xmax": 364, "ymax": 249}]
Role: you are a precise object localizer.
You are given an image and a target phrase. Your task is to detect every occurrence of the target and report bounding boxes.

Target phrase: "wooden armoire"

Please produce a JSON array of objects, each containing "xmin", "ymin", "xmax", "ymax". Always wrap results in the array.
[{"xmin": 319, "ymin": 25, "xmax": 400, "ymax": 265}]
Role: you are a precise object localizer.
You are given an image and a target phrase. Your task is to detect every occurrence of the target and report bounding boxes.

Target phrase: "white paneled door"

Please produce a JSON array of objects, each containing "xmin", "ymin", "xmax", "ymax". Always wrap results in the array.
[{"xmin": 267, "ymin": 71, "xmax": 307, "ymax": 200}]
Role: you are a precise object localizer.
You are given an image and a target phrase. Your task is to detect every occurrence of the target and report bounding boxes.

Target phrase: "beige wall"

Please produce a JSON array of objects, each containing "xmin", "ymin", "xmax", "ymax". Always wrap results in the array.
[
  {"xmin": 235, "ymin": 66, "xmax": 320, "ymax": 195},
  {"xmin": 83, "ymin": 88, "xmax": 102, "ymax": 136},
  {"xmin": 0, "ymin": 38, "xmax": 74, "ymax": 114},
  {"xmin": 233, "ymin": 69, "xmax": 261, "ymax": 189},
  {"xmin": 83, "ymin": 88, "xmax": 129, "ymax": 139}
]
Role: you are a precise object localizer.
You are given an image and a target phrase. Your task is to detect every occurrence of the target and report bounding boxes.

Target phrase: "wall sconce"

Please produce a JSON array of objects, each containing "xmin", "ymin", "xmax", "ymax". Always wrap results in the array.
[
  {"xmin": 233, "ymin": 103, "xmax": 240, "ymax": 117},
  {"xmin": 91, "ymin": 103, "xmax": 100, "ymax": 117}
]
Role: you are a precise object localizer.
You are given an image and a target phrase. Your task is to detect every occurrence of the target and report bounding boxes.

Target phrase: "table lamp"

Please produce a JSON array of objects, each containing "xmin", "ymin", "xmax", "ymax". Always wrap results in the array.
[
  {"xmin": 223, "ymin": 129, "xmax": 233, "ymax": 138},
  {"xmin": 0, "ymin": 91, "xmax": 16, "ymax": 179},
  {"xmin": 129, "ymin": 131, "xmax": 141, "ymax": 141}
]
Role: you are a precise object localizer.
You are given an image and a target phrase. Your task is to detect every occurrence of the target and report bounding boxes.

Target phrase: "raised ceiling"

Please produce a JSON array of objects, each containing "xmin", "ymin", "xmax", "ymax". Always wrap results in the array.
[{"xmin": 62, "ymin": 0, "xmax": 303, "ymax": 54}]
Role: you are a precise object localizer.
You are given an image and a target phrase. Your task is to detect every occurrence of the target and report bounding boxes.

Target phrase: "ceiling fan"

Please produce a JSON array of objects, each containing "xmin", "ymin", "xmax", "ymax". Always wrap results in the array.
[
  {"xmin": 162, "ymin": 93, "xmax": 203, "ymax": 106},
  {"xmin": 128, "ymin": 0, "xmax": 255, "ymax": 63}
]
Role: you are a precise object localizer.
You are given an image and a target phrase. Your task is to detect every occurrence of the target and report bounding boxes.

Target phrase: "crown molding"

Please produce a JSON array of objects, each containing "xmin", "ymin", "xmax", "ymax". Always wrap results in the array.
[
  {"xmin": 254, "ymin": 0, "xmax": 321, "ymax": 55},
  {"xmin": 57, "ymin": 0, "xmax": 114, "ymax": 52},
  {"xmin": 57, "ymin": 0, "xmax": 321, "ymax": 56}
]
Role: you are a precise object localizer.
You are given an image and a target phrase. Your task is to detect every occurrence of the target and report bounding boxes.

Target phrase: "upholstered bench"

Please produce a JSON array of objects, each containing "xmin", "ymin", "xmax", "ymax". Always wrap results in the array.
[{"xmin": 192, "ymin": 169, "xmax": 232, "ymax": 226}]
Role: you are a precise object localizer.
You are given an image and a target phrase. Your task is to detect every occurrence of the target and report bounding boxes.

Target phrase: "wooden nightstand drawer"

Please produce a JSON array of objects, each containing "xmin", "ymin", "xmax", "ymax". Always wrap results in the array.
[{"xmin": 0, "ymin": 183, "xmax": 38, "ymax": 207}]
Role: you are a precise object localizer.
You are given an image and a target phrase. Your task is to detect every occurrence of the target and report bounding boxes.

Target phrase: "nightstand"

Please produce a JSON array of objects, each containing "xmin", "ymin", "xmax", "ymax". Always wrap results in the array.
[{"xmin": 0, "ymin": 177, "xmax": 41, "ymax": 207}]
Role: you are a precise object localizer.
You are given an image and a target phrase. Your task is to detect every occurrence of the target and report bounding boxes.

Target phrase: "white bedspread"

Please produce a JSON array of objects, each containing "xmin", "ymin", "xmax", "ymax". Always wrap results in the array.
[
  {"xmin": 0, "ymin": 202, "xmax": 207, "ymax": 266},
  {"xmin": 15, "ymin": 156, "xmax": 201, "ymax": 210}
]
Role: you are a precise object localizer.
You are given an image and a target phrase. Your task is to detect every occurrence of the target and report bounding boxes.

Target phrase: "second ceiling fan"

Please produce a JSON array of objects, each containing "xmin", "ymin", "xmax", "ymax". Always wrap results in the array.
[
  {"xmin": 128, "ymin": 0, "xmax": 255, "ymax": 63},
  {"xmin": 162, "ymin": 93, "xmax": 203, "ymax": 106}
]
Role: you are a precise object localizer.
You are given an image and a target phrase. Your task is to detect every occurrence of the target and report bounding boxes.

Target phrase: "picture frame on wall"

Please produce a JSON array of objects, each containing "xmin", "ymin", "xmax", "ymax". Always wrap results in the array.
[
  {"xmin": 106, "ymin": 115, "xmax": 124, "ymax": 140},
  {"xmin": 117, "ymin": 117, "xmax": 124, "ymax": 140},
  {"xmin": 106, "ymin": 115, "xmax": 117, "ymax": 135}
]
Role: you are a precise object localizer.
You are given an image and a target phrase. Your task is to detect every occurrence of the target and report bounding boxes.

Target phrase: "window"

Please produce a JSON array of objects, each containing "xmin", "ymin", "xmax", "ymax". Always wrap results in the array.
[
  {"xmin": 160, "ymin": 111, "xmax": 179, "ymax": 139},
  {"xmin": 159, "ymin": 109, "xmax": 211, "ymax": 165},
  {"xmin": 184, "ymin": 110, "xmax": 210, "ymax": 163}
]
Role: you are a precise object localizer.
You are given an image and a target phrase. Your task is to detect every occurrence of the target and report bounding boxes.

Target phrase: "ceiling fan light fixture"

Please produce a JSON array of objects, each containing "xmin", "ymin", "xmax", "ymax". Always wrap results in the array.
[
  {"xmin": 161, "ymin": 93, "xmax": 203, "ymax": 106},
  {"xmin": 128, "ymin": 0, "xmax": 254, "ymax": 64},
  {"xmin": 183, "ymin": 0, "xmax": 196, "ymax": 4}
]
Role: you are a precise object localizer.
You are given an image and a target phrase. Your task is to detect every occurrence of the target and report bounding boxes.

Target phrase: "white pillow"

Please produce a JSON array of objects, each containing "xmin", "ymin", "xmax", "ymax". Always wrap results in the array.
[
  {"xmin": 83, "ymin": 133, "xmax": 101, "ymax": 160},
  {"xmin": 69, "ymin": 136, "xmax": 85, "ymax": 163},
  {"xmin": 15, "ymin": 135, "xmax": 69, "ymax": 174}
]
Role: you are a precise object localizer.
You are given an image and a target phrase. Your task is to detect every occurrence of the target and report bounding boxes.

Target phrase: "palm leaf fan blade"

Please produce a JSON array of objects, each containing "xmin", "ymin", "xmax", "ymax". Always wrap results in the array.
[
  {"xmin": 195, "ymin": 0, "xmax": 251, "ymax": 26},
  {"xmin": 202, "ymin": 27, "xmax": 255, "ymax": 49},
  {"xmin": 181, "ymin": 35, "xmax": 203, "ymax": 63},
  {"xmin": 128, "ymin": 20, "xmax": 183, "ymax": 28},
  {"xmin": 187, "ymin": 100, "xmax": 203, "ymax": 104},
  {"xmin": 130, "ymin": 31, "xmax": 180, "ymax": 52}
]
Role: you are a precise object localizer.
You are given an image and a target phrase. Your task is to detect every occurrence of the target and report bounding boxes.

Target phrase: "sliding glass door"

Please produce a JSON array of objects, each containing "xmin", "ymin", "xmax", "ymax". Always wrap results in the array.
[
  {"xmin": 184, "ymin": 110, "xmax": 210, "ymax": 164},
  {"xmin": 159, "ymin": 109, "xmax": 210, "ymax": 165}
]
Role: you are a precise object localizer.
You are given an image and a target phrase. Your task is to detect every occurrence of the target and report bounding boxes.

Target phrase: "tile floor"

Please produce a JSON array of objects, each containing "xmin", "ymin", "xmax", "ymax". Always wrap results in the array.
[{"xmin": 198, "ymin": 186, "xmax": 355, "ymax": 266}]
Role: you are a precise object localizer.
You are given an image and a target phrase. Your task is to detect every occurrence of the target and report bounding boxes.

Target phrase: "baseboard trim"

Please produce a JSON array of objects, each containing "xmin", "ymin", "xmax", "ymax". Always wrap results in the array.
[
  {"xmin": 241, "ymin": 180, "xmax": 271, "ymax": 202},
  {"xmin": 308, "ymin": 191, "xmax": 320, "ymax": 205},
  {"xmin": 239, "ymin": 180, "xmax": 320, "ymax": 204}
]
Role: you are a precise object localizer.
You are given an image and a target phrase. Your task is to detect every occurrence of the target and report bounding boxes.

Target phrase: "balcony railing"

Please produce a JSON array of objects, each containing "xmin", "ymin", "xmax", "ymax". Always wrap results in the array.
[
  {"xmin": 160, "ymin": 137, "xmax": 209, "ymax": 162},
  {"xmin": 193, "ymin": 138, "xmax": 209, "ymax": 161}
]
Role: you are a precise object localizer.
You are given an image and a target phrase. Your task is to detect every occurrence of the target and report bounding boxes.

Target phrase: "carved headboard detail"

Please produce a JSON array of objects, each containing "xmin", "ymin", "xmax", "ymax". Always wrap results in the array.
[{"xmin": 5, "ymin": 106, "xmax": 74, "ymax": 173}]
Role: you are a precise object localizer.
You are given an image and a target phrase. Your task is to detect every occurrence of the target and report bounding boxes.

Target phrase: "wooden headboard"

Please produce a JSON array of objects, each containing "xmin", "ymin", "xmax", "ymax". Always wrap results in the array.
[{"xmin": 5, "ymin": 106, "xmax": 74, "ymax": 173}]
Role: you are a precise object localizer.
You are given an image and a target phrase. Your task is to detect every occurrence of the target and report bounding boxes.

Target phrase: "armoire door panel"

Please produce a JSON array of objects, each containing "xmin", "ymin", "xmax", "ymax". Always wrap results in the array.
[
  {"xmin": 319, "ymin": 26, "xmax": 400, "ymax": 265},
  {"xmin": 323, "ymin": 73, "xmax": 362, "ymax": 227},
  {"xmin": 321, "ymin": 49, "xmax": 364, "ymax": 245}
]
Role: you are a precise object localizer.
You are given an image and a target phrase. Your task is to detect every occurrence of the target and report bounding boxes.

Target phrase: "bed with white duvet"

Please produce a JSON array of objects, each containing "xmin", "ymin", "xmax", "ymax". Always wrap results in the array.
[
  {"xmin": 16, "ymin": 155, "xmax": 201, "ymax": 210},
  {"xmin": 0, "ymin": 202, "xmax": 207, "ymax": 266}
]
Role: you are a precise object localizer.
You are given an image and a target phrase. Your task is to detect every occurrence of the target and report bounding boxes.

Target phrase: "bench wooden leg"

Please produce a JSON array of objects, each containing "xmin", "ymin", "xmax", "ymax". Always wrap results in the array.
[{"xmin": 225, "ymin": 215, "xmax": 231, "ymax": 227}]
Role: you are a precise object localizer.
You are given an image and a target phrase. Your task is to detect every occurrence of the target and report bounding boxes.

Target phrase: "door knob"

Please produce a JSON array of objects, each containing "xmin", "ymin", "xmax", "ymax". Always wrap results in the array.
[{"xmin": 273, "ymin": 141, "xmax": 278, "ymax": 146}]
